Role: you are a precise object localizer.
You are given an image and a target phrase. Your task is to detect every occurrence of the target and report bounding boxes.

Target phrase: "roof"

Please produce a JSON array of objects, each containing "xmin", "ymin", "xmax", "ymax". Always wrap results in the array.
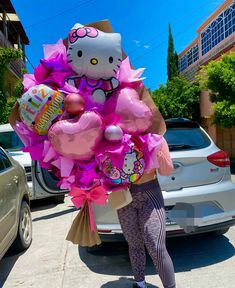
[
  {"xmin": 0, "ymin": 0, "xmax": 15, "ymax": 13},
  {"xmin": 0, "ymin": 0, "xmax": 29, "ymax": 44},
  {"xmin": 197, "ymin": 0, "xmax": 234, "ymax": 33}
]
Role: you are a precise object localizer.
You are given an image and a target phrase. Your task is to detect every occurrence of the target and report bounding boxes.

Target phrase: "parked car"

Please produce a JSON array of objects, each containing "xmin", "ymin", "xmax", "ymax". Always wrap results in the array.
[
  {"xmin": 92, "ymin": 118, "xmax": 235, "ymax": 240},
  {"xmin": 0, "ymin": 124, "xmax": 65, "ymax": 202},
  {"xmin": 0, "ymin": 147, "xmax": 32, "ymax": 260},
  {"xmin": 34, "ymin": 118, "xmax": 235, "ymax": 240}
]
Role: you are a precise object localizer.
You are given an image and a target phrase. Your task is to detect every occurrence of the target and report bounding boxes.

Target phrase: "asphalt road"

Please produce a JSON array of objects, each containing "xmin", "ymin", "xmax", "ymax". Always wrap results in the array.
[{"xmin": 0, "ymin": 194, "xmax": 235, "ymax": 288}]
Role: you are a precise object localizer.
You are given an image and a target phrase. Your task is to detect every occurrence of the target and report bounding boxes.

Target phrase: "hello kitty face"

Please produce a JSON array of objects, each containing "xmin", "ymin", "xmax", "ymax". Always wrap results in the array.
[
  {"xmin": 123, "ymin": 151, "xmax": 138, "ymax": 175},
  {"xmin": 67, "ymin": 23, "xmax": 122, "ymax": 80}
]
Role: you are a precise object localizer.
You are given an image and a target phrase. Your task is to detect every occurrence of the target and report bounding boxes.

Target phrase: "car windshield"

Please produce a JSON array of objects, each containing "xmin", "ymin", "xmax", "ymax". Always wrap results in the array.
[
  {"xmin": 0, "ymin": 131, "xmax": 24, "ymax": 152},
  {"xmin": 164, "ymin": 128, "xmax": 211, "ymax": 151}
]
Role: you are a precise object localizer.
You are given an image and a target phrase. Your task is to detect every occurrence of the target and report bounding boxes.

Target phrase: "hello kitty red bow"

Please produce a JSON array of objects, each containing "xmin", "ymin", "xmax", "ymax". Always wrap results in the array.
[{"xmin": 69, "ymin": 27, "xmax": 98, "ymax": 43}]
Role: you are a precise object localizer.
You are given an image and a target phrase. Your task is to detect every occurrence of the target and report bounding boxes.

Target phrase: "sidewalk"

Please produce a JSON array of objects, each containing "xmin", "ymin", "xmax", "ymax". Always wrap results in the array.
[{"xmin": 0, "ymin": 196, "xmax": 235, "ymax": 288}]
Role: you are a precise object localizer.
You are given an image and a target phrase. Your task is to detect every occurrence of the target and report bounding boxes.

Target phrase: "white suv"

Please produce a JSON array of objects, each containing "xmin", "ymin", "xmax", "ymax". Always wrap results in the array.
[
  {"xmin": 0, "ymin": 124, "xmax": 65, "ymax": 202},
  {"xmin": 92, "ymin": 118, "xmax": 235, "ymax": 239}
]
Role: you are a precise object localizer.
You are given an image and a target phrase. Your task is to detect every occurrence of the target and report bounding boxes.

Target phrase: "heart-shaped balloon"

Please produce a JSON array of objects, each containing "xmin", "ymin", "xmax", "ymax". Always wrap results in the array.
[
  {"xmin": 48, "ymin": 111, "xmax": 103, "ymax": 160},
  {"xmin": 104, "ymin": 88, "xmax": 152, "ymax": 134}
]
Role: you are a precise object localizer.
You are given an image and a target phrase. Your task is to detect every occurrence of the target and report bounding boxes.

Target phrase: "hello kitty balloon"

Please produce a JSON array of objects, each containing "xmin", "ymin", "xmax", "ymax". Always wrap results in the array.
[
  {"xmin": 98, "ymin": 144, "xmax": 145, "ymax": 186},
  {"xmin": 66, "ymin": 23, "xmax": 122, "ymax": 109}
]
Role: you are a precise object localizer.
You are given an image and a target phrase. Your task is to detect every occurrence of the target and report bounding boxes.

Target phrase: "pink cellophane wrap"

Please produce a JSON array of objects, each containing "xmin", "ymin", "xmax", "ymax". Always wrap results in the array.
[
  {"xmin": 23, "ymin": 40, "xmax": 74, "ymax": 92},
  {"xmin": 117, "ymin": 57, "xmax": 145, "ymax": 89},
  {"xmin": 137, "ymin": 134, "xmax": 163, "ymax": 172},
  {"xmin": 96, "ymin": 134, "xmax": 132, "ymax": 170}
]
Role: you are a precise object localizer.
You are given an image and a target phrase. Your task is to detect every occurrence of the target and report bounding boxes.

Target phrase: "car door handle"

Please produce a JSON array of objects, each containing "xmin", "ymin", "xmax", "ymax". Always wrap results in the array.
[
  {"xmin": 173, "ymin": 162, "xmax": 183, "ymax": 173},
  {"xmin": 13, "ymin": 176, "xmax": 19, "ymax": 184}
]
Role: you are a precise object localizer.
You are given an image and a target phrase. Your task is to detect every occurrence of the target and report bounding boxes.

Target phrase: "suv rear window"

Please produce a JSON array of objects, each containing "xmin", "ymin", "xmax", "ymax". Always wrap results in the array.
[
  {"xmin": 164, "ymin": 128, "xmax": 211, "ymax": 151},
  {"xmin": 0, "ymin": 131, "xmax": 23, "ymax": 151}
]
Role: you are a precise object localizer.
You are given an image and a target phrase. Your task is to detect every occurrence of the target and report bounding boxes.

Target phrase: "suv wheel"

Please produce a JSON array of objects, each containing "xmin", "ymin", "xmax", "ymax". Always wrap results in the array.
[{"xmin": 13, "ymin": 201, "xmax": 32, "ymax": 251}]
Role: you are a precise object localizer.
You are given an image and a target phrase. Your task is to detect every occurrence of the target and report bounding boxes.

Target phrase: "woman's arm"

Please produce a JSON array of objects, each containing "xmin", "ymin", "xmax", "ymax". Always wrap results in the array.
[{"xmin": 157, "ymin": 137, "xmax": 174, "ymax": 176}]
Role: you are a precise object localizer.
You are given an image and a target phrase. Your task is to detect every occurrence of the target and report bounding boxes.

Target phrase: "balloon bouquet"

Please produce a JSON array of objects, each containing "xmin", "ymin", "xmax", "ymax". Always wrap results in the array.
[{"xmin": 13, "ymin": 22, "xmax": 163, "ymax": 246}]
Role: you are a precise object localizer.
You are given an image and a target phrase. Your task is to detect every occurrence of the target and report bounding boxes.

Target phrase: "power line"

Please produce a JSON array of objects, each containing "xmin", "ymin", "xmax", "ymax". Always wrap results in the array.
[
  {"xmin": 25, "ymin": 54, "xmax": 34, "ymax": 70},
  {"xmin": 129, "ymin": 1, "xmax": 217, "ymax": 56},
  {"xmin": 0, "ymin": 11, "xmax": 35, "ymax": 70},
  {"xmin": 131, "ymin": 9, "xmax": 214, "ymax": 63},
  {"xmin": 24, "ymin": 0, "xmax": 96, "ymax": 30},
  {"xmin": 0, "ymin": 0, "xmax": 97, "ymax": 71}
]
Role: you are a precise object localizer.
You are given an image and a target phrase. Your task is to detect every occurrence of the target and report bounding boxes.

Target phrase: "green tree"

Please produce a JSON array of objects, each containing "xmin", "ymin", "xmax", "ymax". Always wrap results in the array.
[
  {"xmin": 152, "ymin": 76, "xmax": 200, "ymax": 120},
  {"xmin": 0, "ymin": 47, "xmax": 22, "ymax": 124},
  {"xmin": 167, "ymin": 23, "xmax": 179, "ymax": 81},
  {"xmin": 199, "ymin": 52, "xmax": 235, "ymax": 127}
]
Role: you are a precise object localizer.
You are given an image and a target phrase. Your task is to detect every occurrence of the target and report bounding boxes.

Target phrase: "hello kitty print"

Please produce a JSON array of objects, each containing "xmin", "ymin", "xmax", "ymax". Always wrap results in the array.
[
  {"xmin": 101, "ymin": 146, "xmax": 145, "ymax": 186},
  {"xmin": 66, "ymin": 23, "xmax": 122, "ymax": 106}
]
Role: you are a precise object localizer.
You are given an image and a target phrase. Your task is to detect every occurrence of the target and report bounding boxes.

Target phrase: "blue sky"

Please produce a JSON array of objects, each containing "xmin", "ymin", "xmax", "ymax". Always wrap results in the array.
[{"xmin": 11, "ymin": 0, "xmax": 224, "ymax": 90}]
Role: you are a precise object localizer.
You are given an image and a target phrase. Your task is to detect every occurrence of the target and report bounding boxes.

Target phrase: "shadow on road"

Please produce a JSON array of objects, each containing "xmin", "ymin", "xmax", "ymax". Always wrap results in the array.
[
  {"xmin": 100, "ymin": 277, "xmax": 159, "ymax": 288},
  {"xmin": 166, "ymin": 233, "xmax": 235, "ymax": 272},
  {"xmin": 0, "ymin": 249, "xmax": 26, "ymax": 287},
  {"xmin": 79, "ymin": 233, "xmax": 235, "ymax": 276},
  {"xmin": 32, "ymin": 207, "xmax": 76, "ymax": 222},
  {"xmin": 30, "ymin": 197, "xmax": 64, "ymax": 212}
]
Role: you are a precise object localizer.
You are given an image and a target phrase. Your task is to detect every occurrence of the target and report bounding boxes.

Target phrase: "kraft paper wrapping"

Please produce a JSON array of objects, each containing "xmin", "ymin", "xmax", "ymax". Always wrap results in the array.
[
  {"xmin": 108, "ymin": 189, "xmax": 132, "ymax": 210},
  {"xmin": 66, "ymin": 202, "xmax": 101, "ymax": 247}
]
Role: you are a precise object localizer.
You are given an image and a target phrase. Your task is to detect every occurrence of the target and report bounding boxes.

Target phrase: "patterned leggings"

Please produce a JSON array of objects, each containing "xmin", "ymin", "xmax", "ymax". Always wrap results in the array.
[{"xmin": 117, "ymin": 179, "xmax": 176, "ymax": 288}]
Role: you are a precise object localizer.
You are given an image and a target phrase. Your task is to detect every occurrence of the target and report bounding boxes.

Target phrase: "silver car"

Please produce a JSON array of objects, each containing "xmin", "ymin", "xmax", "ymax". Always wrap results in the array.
[
  {"xmin": 92, "ymin": 118, "xmax": 235, "ymax": 240},
  {"xmin": 0, "ymin": 147, "xmax": 32, "ymax": 260}
]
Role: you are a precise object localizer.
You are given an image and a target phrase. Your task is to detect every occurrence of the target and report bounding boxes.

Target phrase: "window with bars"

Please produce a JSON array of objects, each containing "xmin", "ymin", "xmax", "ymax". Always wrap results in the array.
[
  {"xmin": 179, "ymin": 44, "xmax": 199, "ymax": 72},
  {"xmin": 201, "ymin": 2, "xmax": 235, "ymax": 56}
]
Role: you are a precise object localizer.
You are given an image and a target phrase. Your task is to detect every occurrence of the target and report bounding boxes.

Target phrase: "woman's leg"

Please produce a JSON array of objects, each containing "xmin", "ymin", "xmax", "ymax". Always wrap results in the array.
[
  {"xmin": 139, "ymin": 181, "xmax": 176, "ymax": 288},
  {"xmin": 117, "ymin": 202, "xmax": 146, "ymax": 282}
]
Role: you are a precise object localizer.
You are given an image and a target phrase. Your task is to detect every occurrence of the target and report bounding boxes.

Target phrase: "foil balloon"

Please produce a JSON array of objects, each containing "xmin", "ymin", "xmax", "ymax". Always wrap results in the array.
[
  {"xmin": 64, "ymin": 93, "xmax": 85, "ymax": 115},
  {"xmin": 99, "ymin": 144, "xmax": 145, "ymax": 186},
  {"xmin": 18, "ymin": 84, "xmax": 64, "ymax": 135},
  {"xmin": 48, "ymin": 111, "xmax": 103, "ymax": 161},
  {"xmin": 66, "ymin": 23, "xmax": 122, "ymax": 111},
  {"xmin": 104, "ymin": 88, "xmax": 152, "ymax": 134},
  {"xmin": 104, "ymin": 125, "xmax": 123, "ymax": 142}
]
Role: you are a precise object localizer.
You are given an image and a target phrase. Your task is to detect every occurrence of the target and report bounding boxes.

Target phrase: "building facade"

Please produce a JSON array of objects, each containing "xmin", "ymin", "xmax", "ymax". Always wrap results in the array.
[
  {"xmin": 178, "ymin": 0, "xmax": 235, "ymax": 156},
  {"xmin": 0, "ymin": 0, "xmax": 29, "ymax": 96}
]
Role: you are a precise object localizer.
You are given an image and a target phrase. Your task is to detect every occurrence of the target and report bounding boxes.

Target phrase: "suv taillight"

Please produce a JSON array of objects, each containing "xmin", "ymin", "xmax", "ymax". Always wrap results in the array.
[{"xmin": 207, "ymin": 150, "xmax": 230, "ymax": 167}]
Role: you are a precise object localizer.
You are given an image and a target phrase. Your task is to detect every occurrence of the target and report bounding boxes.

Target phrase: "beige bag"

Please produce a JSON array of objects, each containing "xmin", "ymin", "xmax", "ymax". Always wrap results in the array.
[
  {"xmin": 108, "ymin": 189, "xmax": 132, "ymax": 210},
  {"xmin": 66, "ymin": 202, "xmax": 101, "ymax": 247}
]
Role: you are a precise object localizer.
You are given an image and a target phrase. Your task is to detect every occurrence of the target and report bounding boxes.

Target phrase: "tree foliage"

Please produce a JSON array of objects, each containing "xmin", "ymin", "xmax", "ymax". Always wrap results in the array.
[
  {"xmin": 199, "ymin": 52, "xmax": 235, "ymax": 127},
  {"xmin": 167, "ymin": 23, "xmax": 179, "ymax": 81},
  {"xmin": 0, "ymin": 47, "xmax": 22, "ymax": 124},
  {"xmin": 152, "ymin": 76, "xmax": 200, "ymax": 120}
]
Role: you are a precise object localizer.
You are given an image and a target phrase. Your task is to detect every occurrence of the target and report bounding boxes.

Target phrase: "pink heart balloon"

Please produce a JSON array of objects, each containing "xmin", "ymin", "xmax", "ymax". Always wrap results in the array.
[
  {"xmin": 104, "ymin": 88, "xmax": 152, "ymax": 134},
  {"xmin": 48, "ymin": 112, "xmax": 103, "ymax": 160}
]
